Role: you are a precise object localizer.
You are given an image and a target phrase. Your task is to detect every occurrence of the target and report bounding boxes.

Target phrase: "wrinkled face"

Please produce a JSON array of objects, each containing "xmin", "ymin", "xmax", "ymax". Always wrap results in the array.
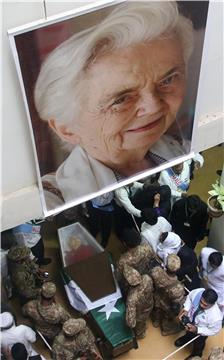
[
  {"xmin": 69, "ymin": 237, "xmax": 81, "ymax": 250},
  {"xmin": 71, "ymin": 35, "xmax": 186, "ymax": 164}
]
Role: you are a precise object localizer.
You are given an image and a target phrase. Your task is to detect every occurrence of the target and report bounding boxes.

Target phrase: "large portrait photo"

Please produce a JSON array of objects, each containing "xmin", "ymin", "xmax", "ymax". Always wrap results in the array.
[{"xmin": 8, "ymin": 0, "xmax": 209, "ymax": 216}]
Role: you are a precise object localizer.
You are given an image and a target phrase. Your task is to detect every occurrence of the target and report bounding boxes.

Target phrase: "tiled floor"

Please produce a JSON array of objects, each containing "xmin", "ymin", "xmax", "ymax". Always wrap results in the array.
[{"xmin": 6, "ymin": 145, "xmax": 224, "ymax": 359}]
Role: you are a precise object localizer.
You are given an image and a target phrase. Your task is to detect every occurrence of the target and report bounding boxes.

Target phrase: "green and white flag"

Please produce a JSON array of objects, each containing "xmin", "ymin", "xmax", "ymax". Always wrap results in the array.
[
  {"xmin": 61, "ymin": 269, "xmax": 122, "ymax": 313},
  {"xmin": 91, "ymin": 298, "xmax": 134, "ymax": 348}
]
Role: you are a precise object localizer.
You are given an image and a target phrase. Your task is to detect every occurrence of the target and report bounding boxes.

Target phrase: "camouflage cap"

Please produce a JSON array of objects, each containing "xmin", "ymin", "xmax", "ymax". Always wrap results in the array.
[
  {"xmin": 63, "ymin": 318, "xmax": 86, "ymax": 336},
  {"xmin": 123, "ymin": 265, "xmax": 141, "ymax": 286},
  {"xmin": 7, "ymin": 245, "xmax": 31, "ymax": 262},
  {"xmin": 140, "ymin": 244, "xmax": 154, "ymax": 255},
  {"xmin": 166, "ymin": 254, "xmax": 181, "ymax": 272},
  {"xmin": 41, "ymin": 282, "xmax": 56, "ymax": 298},
  {"xmin": 168, "ymin": 283, "xmax": 185, "ymax": 301}
]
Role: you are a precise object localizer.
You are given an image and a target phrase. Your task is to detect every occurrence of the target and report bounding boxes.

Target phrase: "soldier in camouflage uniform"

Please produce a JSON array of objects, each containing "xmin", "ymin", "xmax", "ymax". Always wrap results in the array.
[
  {"xmin": 52, "ymin": 318, "xmax": 102, "ymax": 360},
  {"xmin": 22, "ymin": 282, "xmax": 71, "ymax": 342},
  {"xmin": 7, "ymin": 245, "xmax": 43, "ymax": 302},
  {"xmin": 150, "ymin": 254, "xmax": 185, "ymax": 336},
  {"xmin": 208, "ymin": 347, "xmax": 224, "ymax": 360},
  {"xmin": 116, "ymin": 243, "xmax": 155, "ymax": 297},
  {"xmin": 125, "ymin": 265, "xmax": 154, "ymax": 339},
  {"xmin": 190, "ymin": 347, "xmax": 224, "ymax": 360}
]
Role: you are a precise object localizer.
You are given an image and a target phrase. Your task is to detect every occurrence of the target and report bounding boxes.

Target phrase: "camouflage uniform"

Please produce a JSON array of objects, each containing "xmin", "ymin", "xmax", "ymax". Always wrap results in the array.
[
  {"xmin": 7, "ymin": 245, "xmax": 41, "ymax": 300},
  {"xmin": 208, "ymin": 347, "xmax": 224, "ymax": 360},
  {"xmin": 52, "ymin": 318, "xmax": 102, "ymax": 360},
  {"xmin": 23, "ymin": 282, "xmax": 70, "ymax": 340},
  {"xmin": 116, "ymin": 244, "xmax": 155, "ymax": 296},
  {"xmin": 150, "ymin": 254, "xmax": 185, "ymax": 336},
  {"xmin": 125, "ymin": 266, "xmax": 154, "ymax": 339}
]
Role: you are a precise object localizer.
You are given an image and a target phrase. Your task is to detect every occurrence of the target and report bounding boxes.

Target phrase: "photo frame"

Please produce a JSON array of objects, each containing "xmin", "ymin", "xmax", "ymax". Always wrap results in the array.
[{"xmin": 8, "ymin": 0, "xmax": 209, "ymax": 216}]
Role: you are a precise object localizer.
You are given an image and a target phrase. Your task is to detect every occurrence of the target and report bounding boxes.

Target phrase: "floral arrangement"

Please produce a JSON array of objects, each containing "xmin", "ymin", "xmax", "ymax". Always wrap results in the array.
[{"xmin": 208, "ymin": 180, "xmax": 224, "ymax": 211}]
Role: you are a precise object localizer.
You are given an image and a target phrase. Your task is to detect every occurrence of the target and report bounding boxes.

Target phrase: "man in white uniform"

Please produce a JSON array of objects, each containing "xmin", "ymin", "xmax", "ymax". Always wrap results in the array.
[
  {"xmin": 199, "ymin": 247, "xmax": 224, "ymax": 315},
  {"xmin": 115, "ymin": 182, "xmax": 144, "ymax": 218},
  {"xmin": 158, "ymin": 155, "xmax": 204, "ymax": 205},
  {"xmin": 114, "ymin": 182, "xmax": 144, "ymax": 234},
  {"xmin": 140, "ymin": 209, "xmax": 172, "ymax": 252},
  {"xmin": 0, "ymin": 312, "xmax": 37, "ymax": 356},
  {"xmin": 157, "ymin": 231, "xmax": 182, "ymax": 264},
  {"xmin": 175, "ymin": 288, "xmax": 222, "ymax": 360}
]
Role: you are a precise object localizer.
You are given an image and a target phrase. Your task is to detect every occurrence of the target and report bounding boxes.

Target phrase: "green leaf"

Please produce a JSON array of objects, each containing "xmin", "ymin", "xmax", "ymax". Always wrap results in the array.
[{"xmin": 208, "ymin": 190, "xmax": 218, "ymax": 196}]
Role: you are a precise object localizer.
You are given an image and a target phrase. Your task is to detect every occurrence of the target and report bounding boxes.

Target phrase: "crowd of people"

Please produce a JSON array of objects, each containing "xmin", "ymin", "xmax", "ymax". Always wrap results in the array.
[{"xmin": 1, "ymin": 158, "xmax": 224, "ymax": 360}]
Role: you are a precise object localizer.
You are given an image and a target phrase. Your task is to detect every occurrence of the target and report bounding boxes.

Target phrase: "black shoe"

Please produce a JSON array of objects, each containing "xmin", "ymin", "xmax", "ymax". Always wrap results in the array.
[
  {"xmin": 40, "ymin": 258, "xmax": 52, "ymax": 265},
  {"xmin": 174, "ymin": 336, "xmax": 188, "ymax": 347}
]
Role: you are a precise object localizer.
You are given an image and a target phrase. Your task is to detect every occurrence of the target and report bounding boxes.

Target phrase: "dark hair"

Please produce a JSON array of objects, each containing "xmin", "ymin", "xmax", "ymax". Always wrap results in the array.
[
  {"xmin": 159, "ymin": 185, "xmax": 171, "ymax": 200},
  {"xmin": 1, "ymin": 229, "xmax": 16, "ymax": 250},
  {"xmin": 187, "ymin": 194, "xmax": 202, "ymax": 211},
  {"xmin": 11, "ymin": 343, "xmax": 28, "ymax": 360},
  {"xmin": 160, "ymin": 232, "xmax": 168, "ymax": 243},
  {"xmin": 143, "ymin": 182, "xmax": 160, "ymax": 192},
  {"xmin": 141, "ymin": 208, "xmax": 158, "ymax": 225},
  {"xmin": 209, "ymin": 252, "xmax": 223, "ymax": 268},
  {"xmin": 202, "ymin": 289, "xmax": 218, "ymax": 305},
  {"xmin": 121, "ymin": 228, "xmax": 141, "ymax": 248},
  {"xmin": 186, "ymin": 195, "xmax": 208, "ymax": 216}
]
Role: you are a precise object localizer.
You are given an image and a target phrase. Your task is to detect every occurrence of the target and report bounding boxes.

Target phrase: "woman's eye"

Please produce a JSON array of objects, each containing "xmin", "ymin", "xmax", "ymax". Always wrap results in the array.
[
  {"xmin": 112, "ymin": 95, "xmax": 129, "ymax": 105},
  {"xmin": 159, "ymin": 73, "xmax": 180, "ymax": 88}
]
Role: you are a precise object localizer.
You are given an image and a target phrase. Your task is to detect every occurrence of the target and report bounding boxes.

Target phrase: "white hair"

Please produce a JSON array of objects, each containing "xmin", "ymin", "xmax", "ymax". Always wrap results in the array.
[{"xmin": 34, "ymin": 1, "xmax": 193, "ymax": 127}]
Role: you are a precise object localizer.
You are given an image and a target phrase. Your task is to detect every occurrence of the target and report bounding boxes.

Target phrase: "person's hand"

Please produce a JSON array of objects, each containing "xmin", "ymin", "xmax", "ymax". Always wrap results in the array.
[
  {"xmin": 194, "ymin": 161, "xmax": 201, "ymax": 170},
  {"xmin": 178, "ymin": 309, "xmax": 188, "ymax": 321},
  {"xmin": 2, "ymin": 347, "xmax": 13, "ymax": 360},
  {"xmin": 153, "ymin": 193, "xmax": 160, "ymax": 207},
  {"xmin": 186, "ymin": 324, "xmax": 197, "ymax": 333},
  {"xmin": 37, "ymin": 268, "xmax": 50, "ymax": 281}
]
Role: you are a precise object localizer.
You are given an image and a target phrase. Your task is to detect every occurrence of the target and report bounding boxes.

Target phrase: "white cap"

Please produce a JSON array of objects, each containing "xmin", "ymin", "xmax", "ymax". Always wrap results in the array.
[{"xmin": 0, "ymin": 312, "xmax": 14, "ymax": 329}]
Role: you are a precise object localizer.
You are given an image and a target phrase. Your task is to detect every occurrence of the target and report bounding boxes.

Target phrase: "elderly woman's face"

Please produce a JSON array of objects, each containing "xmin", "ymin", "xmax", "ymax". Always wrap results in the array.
[{"xmin": 71, "ymin": 35, "xmax": 186, "ymax": 167}]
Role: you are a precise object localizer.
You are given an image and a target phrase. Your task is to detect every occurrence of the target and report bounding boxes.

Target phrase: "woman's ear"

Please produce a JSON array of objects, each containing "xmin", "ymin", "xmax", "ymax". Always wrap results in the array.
[{"xmin": 48, "ymin": 119, "xmax": 80, "ymax": 144}]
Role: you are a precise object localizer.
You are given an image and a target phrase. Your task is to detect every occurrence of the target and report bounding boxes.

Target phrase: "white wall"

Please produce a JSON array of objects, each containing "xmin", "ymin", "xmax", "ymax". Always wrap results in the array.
[
  {"xmin": 192, "ymin": 0, "xmax": 224, "ymax": 153},
  {"xmin": 1, "ymin": 1, "xmax": 224, "ymax": 231}
]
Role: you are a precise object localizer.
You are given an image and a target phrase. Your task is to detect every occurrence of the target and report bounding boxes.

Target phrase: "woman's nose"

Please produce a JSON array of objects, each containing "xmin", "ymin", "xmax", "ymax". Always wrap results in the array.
[{"xmin": 136, "ymin": 91, "xmax": 161, "ymax": 117}]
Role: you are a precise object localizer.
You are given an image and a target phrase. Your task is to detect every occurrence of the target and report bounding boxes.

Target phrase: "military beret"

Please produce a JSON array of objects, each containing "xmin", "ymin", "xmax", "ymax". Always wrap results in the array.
[
  {"xmin": 123, "ymin": 265, "xmax": 141, "ymax": 286},
  {"xmin": 166, "ymin": 254, "xmax": 181, "ymax": 272},
  {"xmin": 63, "ymin": 318, "xmax": 86, "ymax": 336},
  {"xmin": 41, "ymin": 282, "xmax": 56, "ymax": 298},
  {"xmin": 7, "ymin": 245, "xmax": 31, "ymax": 262}
]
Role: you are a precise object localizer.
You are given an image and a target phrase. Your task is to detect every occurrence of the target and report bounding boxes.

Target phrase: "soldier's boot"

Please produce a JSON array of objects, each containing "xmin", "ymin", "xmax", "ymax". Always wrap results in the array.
[
  {"xmin": 135, "ymin": 321, "xmax": 147, "ymax": 339},
  {"xmin": 151, "ymin": 307, "xmax": 161, "ymax": 328},
  {"xmin": 161, "ymin": 317, "xmax": 181, "ymax": 336}
]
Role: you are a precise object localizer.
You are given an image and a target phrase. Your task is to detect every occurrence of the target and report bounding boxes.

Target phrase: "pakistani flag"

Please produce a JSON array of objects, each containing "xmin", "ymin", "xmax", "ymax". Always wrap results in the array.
[
  {"xmin": 91, "ymin": 298, "xmax": 133, "ymax": 348},
  {"xmin": 61, "ymin": 269, "xmax": 122, "ymax": 313},
  {"xmin": 61, "ymin": 270, "xmax": 88, "ymax": 313}
]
